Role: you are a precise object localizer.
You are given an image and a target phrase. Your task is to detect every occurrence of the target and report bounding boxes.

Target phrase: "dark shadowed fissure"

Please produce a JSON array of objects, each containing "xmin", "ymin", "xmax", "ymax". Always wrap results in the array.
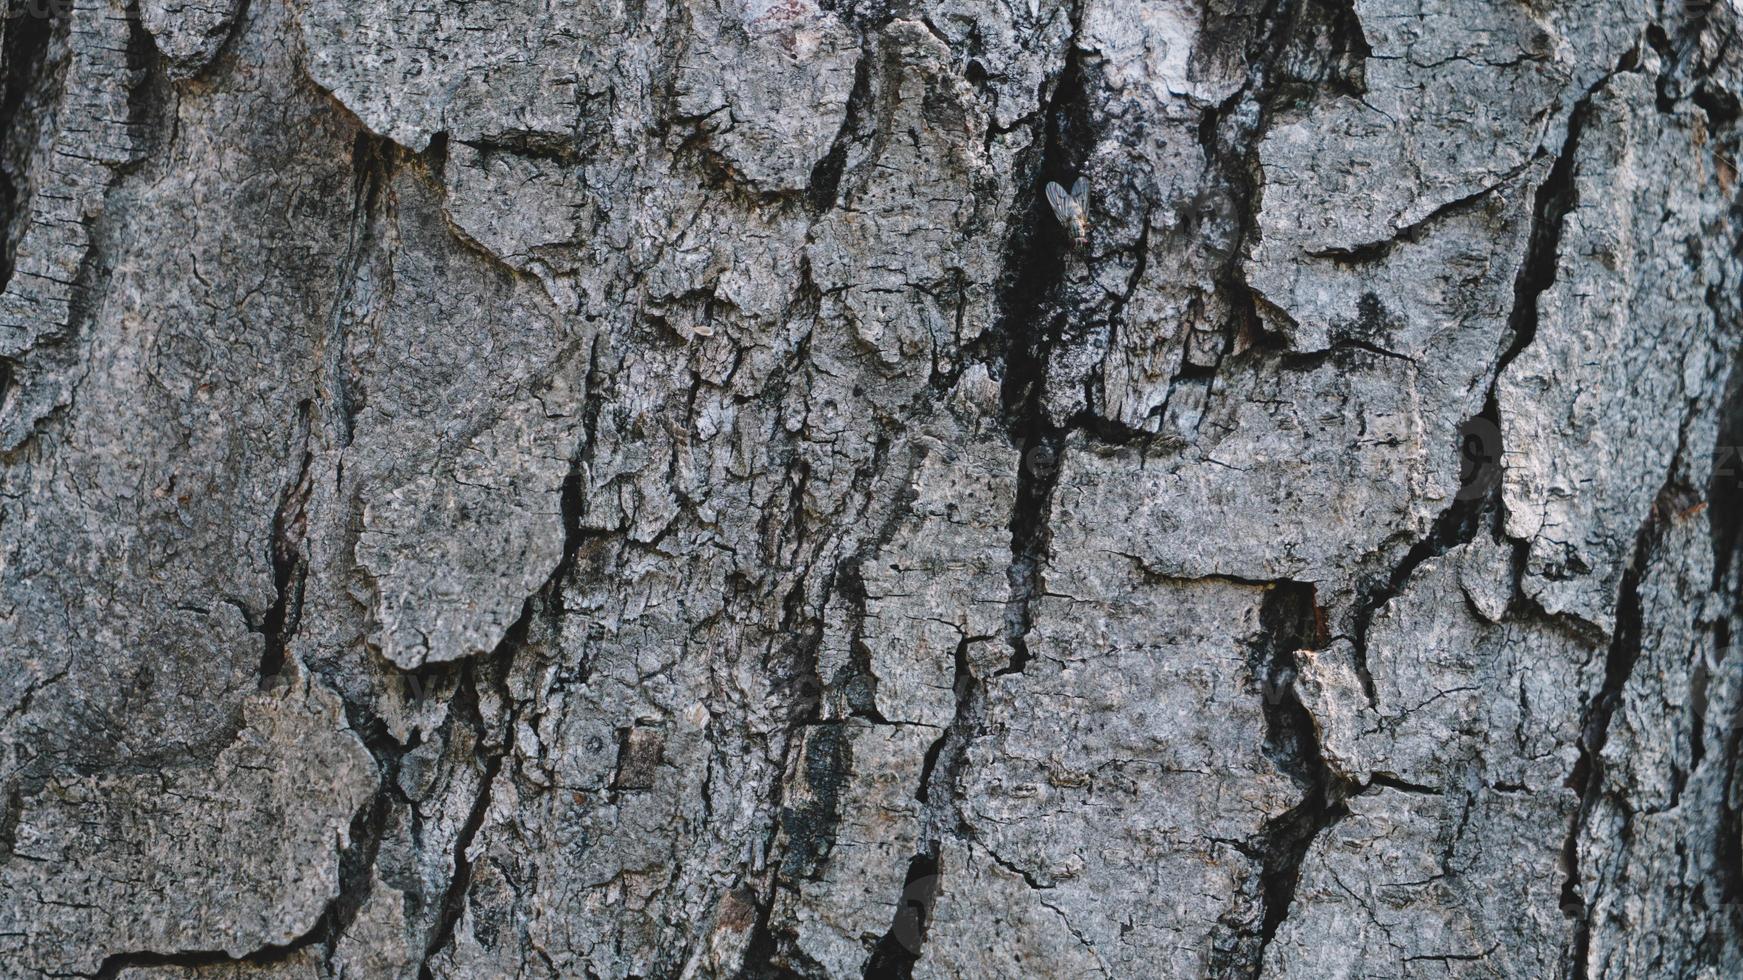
[
  {"xmin": 0, "ymin": 0, "xmax": 59, "ymax": 294},
  {"xmin": 259, "ymin": 401, "xmax": 315, "ymax": 684},
  {"xmin": 859, "ymin": 2, "xmax": 1094, "ymax": 975},
  {"xmin": 1231, "ymin": 582, "xmax": 1355, "ymax": 978}
]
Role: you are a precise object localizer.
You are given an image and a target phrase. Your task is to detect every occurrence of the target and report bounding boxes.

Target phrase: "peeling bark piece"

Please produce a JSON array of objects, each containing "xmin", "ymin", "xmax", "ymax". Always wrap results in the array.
[
  {"xmin": 327, "ymin": 876, "xmax": 420, "ymax": 980},
  {"xmin": 0, "ymin": 0, "xmax": 360, "ymax": 788},
  {"xmin": 355, "ymin": 404, "xmax": 575, "ymax": 669},
  {"xmin": 1054, "ymin": 353, "xmax": 1432, "ymax": 605},
  {"xmin": 943, "ymin": 574, "xmax": 1302, "ymax": 976},
  {"xmin": 671, "ymin": 0, "xmax": 860, "ymax": 193},
  {"xmin": 344, "ymin": 164, "xmax": 588, "ymax": 670},
  {"xmin": 1247, "ymin": 161, "xmax": 1532, "ymax": 365},
  {"xmin": 680, "ymin": 886, "xmax": 760, "ymax": 978},
  {"xmin": 432, "ymin": 568, "xmax": 748, "ymax": 979},
  {"xmin": 442, "ymin": 139, "xmax": 593, "ymax": 304},
  {"xmin": 1500, "ymin": 72, "xmax": 1732, "ymax": 634},
  {"xmin": 1261, "ymin": 785, "xmax": 1574, "ymax": 978},
  {"xmin": 0, "ymin": 679, "xmax": 375, "ymax": 977}
]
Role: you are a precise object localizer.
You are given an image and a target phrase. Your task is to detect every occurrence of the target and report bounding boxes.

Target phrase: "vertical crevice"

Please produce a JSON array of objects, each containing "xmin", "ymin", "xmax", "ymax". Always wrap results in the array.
[
  {"xmin": 259, "ymin": 399, "xmax": 314, "ymax": 685},
  {"xmin": 1712, "ymin": 611, "xmax": 1743, "ymax": 920},
  {"xmin": 856, "ymin": 11, "xmax": 1098, "ymax": 971},
  {"xmin": 0, "ymin": 0, "xmax": 60, "ymax": 293},
  {"xmin": 1708, "ymin": 353, "xmax": 1743, "ymax": 589},
  {"xmin": 417, "ymin": 657, "xmax": 511, "ymax": 979},
  {"xmin": 997, "ymin": 0, "xmax": 1089, "ymax": 674},
  {"xmin": 323, "ymin": 131, "xmax": 395, "ymax": 450},
  {"xmin": 415, "ymin": 337, "xmax": 599, "ymax": 972},
  {"xmin": 1560, "ymin": 480, "xmax": 1672, "ymax": 978},
  {"xmin": 807, "ymin": 49, "xmax": 872, "ymax": 214},
  {"xmin": 121, "ymin": 0, "xmax": 172, "ymax": 167},
  {"xmin": 321, "ymin": 709, "xmax": 412, "ymax": 970},
  {"xmin": 1227, "ymin": 581, "xmax": 1354, "ymax": 978},
  {"xmin": 1197, "ymin": 0, "xmax": 1348, "ymax": 368},
  {"xmin": 865, "ymin": 634, "xmax": 975, "ymax": 978},
  {"xmin": 862, "ymin": 852, "xmax": 941, "ymax": 979},
  {"xmin": 1705, "ymin": 266, "xmax": 1743, "ymax": 962},
  {"xmin": 1500, "ymin": 64, "xmax": 1613, "ymax": 381},
  {"xmin": 1477, "ymin": 57, "xmax": 1642, "ymax": 980}
]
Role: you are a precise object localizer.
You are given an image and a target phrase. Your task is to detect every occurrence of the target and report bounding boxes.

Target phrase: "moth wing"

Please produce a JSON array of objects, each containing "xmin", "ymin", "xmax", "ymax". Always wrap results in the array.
[
  {"xmin": 1045, "ymin": 180, "xmax": 1075, "ymax": 222},
  {"xmin": 1070, "ymin": 176, "xmax": 1089, "ymax": 208}
]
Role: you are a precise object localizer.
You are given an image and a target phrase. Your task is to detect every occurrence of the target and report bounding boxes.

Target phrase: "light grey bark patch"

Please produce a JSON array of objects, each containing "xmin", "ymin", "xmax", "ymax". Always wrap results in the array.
[
  {"xmin": 441, "ymin": 140, "xmax": 592, "ymax": 307},
  {"xmin": 2, "ymin": 0, "xmax": 1741, "ymax": 974},
  {"xmin": 805, "ymin": 19, "xmax": 1006, "ymax": 368},
  {"xmin": 919, "ymin": 839, "xmax": 1110, "ymax": 978},
  {"xmin": 1261, "ymin": 783, "xmax": 1574, "ymax": 978},
  {"xmin": 1053, "ymin": 351, "xmax": 1436, "ymax": 607},
  {"xmin": 293, "ymin": 0, "xmax": 636, "ymax": 151},
  {"xmin": 813, "ymin": 382, "xmax": 1015, "ymax": 728},
  {"xmin": 0, "ymin": 677, "xmax": 375, "ymax": 976},
  {"xmin": 1252, "ymin": 0, "xmax": 1643, "ymax": 258},
  {"xmin": 354, "ymin": 403, "xmax": 577, "ymax": 669},
  {"xmin": 0, "ymin": 0, "xmax": 141, "ymax": 451},
  {"xmin": 934, "ymin": 572, "xmax": 1307, "ymax": 977},
  {"xmin": 1247, "ymin": 163, "xmax": 1533, "ymax": 363},
  {"xmin": 1500, "ymin": 70, "xmax": 1734, "ymax": 635},
  {"xmin": 1570, "ymin": 504, "xmax": 1743, "ymax": 975},
  {"xmin": 139, "ymin": 0, "xmax": 243, "ymax": 79},
  {"xmin": 1295, "ymin": 543, "xmax": 1596, "ymax": 792},
  {"xmin": 327, "ymin": 872, "xmax": 421, "ymax": 980},
  {"xmin": 335, "ymin": 159, "xmax": 590, "ymax": 670},
  {"xmin": 670, "ymin": 0, "xmax": 860, "ymax": 193}
]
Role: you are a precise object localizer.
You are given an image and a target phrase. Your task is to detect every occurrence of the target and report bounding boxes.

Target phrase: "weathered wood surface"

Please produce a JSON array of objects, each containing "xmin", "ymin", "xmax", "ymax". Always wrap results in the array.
[{"xmin": 0, "ymin": 0, "xmax": 1740, "ymax": 976}]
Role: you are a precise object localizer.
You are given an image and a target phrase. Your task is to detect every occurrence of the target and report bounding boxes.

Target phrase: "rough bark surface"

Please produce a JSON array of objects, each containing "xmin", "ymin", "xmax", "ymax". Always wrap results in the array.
[{"xmin": 0, "ymin": 0, "xmax": 1740, "ymax": 976}]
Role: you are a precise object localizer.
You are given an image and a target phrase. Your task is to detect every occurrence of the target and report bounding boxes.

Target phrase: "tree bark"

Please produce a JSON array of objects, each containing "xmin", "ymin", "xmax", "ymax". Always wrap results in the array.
[{"xmin": 0, "ymin": 0, "xmax": 1740, "ymax": 976}]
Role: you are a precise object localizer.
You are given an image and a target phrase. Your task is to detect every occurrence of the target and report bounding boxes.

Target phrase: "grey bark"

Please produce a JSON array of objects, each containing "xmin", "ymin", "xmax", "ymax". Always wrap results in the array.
[{"xmin": 0, "ymin": 0, "xmax": 1739, "ymax": 977}]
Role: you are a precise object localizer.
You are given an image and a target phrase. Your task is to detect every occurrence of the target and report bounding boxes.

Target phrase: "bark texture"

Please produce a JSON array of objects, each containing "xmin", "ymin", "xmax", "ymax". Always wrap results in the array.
[{"xmin": 0, "ymin": 0, "xmax": 1741, "ymax": 976}]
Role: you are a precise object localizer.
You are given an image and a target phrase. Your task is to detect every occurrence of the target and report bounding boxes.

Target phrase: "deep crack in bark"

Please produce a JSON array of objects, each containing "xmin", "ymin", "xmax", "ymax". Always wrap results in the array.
[
  {"xmin": 259, "ymin": 400, "xmax": 315, "ymax": 685},
  {"xmin": 1232, "ymin": 582, "xmax": 1355, "ymax": 979}
]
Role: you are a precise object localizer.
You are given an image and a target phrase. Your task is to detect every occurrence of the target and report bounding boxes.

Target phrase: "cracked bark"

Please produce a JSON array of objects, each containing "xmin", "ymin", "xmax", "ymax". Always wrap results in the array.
[{"xmin": 1, "ymin": 0, "xmax": 1741, "ymax": 977}]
